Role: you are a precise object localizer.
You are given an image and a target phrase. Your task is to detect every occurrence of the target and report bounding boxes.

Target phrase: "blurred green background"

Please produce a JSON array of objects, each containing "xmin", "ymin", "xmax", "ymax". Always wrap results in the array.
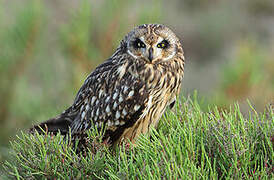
[{"xmin": 0, "ymin": 0, "xmax": 273, "ymax": 170}]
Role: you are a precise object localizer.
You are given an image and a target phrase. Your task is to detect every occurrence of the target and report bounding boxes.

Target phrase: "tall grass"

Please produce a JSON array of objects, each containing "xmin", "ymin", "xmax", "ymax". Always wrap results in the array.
[{"xmin": 3, "ymin": 95, "xmax": 273, "ymax": 179}]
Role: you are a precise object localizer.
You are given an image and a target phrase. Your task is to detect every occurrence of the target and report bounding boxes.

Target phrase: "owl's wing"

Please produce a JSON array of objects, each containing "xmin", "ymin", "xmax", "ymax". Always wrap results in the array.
[{"xmin": 67, "ymin": 58, "xmax": 149, "ymax": 143}]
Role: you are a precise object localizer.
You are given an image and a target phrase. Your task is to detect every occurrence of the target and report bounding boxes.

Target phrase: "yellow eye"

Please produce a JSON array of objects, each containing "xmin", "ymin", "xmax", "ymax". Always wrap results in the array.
[
  {"xmin": 157, "ymin": 43, "xmax": 165, "ymax": 48},
  {"xmin": 134, "ymin": 39, "xmax": 146, "ymax": 48},
  {"xmin": 157, "ymin": 40, "xmax": 169, "ymax": 49}
]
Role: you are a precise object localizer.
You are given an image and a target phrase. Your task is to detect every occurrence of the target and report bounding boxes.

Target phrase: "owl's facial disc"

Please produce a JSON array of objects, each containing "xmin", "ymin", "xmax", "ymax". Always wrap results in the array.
[
  {"xmin": 127, "ymin": 35, "xmax": 176, "ymax": 63},
  {"xmin": 151, "ymin": 37, "xmax": 174, "ymax": 62}
]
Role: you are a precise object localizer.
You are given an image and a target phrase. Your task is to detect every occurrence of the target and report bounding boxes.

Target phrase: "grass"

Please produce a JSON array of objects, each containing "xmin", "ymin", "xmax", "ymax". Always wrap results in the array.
[{"xmin": 3, "ymin": 94, "xmax": 273, "ymax": 179}]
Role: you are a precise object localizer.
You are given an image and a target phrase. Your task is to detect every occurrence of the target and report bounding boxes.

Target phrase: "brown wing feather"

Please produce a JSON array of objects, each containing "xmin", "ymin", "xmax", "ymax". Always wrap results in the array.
[{"xmin": 67, "ymin": 56, "xmax": 149, "ymax": 144}]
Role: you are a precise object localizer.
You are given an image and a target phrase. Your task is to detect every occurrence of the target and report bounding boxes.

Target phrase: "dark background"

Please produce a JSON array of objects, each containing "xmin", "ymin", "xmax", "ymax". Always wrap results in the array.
[{"xmin": 0, "ymin": 0, "xmax": 273, "ymax": 170}]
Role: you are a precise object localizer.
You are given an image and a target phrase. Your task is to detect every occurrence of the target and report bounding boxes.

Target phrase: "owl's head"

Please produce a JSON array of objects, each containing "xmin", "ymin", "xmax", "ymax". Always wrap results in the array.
[{"xmin": 124, "ymin": 24, "xmax": 182, "ymax": 64}]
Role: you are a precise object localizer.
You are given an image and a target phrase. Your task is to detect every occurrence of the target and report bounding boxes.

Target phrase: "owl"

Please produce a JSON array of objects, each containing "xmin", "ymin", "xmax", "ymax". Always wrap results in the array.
[{"xmin": 30, "ymin": 24, "xmax": 185, "ymax": 146}]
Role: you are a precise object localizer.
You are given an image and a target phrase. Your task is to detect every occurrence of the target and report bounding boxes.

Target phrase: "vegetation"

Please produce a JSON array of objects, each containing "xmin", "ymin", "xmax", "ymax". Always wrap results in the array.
[
  {"xmin": 3, "ymin": 95, "xmax": 273, "ymax": 179},
  {"xmin": 1, "ymin": 0, "xmax": 273, "ymax": 179}
]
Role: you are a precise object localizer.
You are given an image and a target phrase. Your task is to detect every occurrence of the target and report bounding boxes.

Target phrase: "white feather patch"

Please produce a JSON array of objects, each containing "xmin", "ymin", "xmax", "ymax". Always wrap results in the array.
[
  {"xmin": 96, "ymin": 108, "xmax": 99, "ymax": 116},
  {"xmin": 162, "ymin": 50, "xmax": 176, "ymax": 61},
  {"xmin": 115, "ymin": 111, "xmax": 121, "ymax": 119},
  {"xmin": 140, "ymin": 96, "xmax": 153, "ymax": 119},
  {"xmin": 122, "ymin": 109, "xmax": 127, "ymax": 116},
  {"xmin": 127, "ymin": 50, "xmax": 138, "ymax": 59},
  {"xmin": 105, "ymin": 96, "xmax": 110, "ymax": 103},
  {"xmin": 117, "ymin": 62, "xmax": 128, "ymax": 79},
  {"xmin": 91, "ymin": 96, "xmax": 96, "ymax": 104},
  {"xmin": 128, "ymin": 90, "xmax": 134, "ymax": 97},
  {"xmin": 134, "ymin": 105, "xmax": 141, "ymax": 111},
  {"xmin": 123, "ymin": 86, "xmax": 129, "ymax": 93},
  {"xmin": 106, "ymin": 105, "xmax": 110, "ymax": 113},
  {"xmin": 85, "ymin": 104, "xmax": 90, "ymax": 111},
  {"xmin": 99, "ymin": 89, "xmax": 104, "ymax": 98},
  {"xmin": 118, "ymin": 96, "xmax": 123, "ymax": 102},
  {"xmin": 115, "ymin": 120, "xmax": 120, "ymax": 125},
  {"xmin": 81, "ymin": 111, "xmax": 86, "ymax": 119},
  {"xmin": 113, "ymin": 92, "xmax": 118, "ymax": 100},
  {"xmin": 113, "ymin": 101, "xmax": 118, "ymax": 109}
]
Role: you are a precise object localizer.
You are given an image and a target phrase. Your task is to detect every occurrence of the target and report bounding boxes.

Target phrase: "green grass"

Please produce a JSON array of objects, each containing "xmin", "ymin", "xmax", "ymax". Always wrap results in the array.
[{"xmin": 3, "ymin": 95, "xmax": 273, "ymax": 179}]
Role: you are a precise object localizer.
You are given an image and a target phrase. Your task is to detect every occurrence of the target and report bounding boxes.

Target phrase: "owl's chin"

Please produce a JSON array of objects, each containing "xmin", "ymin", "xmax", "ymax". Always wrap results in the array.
[
  {"xmin": 150, "ymin": 58, "xmax": 165, "ymax": 64},
  {"xmin": 138, "ymin": 57, "xmax": 164, "ymax": 65},
  {"xmin": 139, "ymin": 57, "xmax": 156, "ymax": 64}
]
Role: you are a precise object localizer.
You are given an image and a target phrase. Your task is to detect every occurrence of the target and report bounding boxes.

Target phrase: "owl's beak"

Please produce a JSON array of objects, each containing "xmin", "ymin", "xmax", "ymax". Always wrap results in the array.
[{"xmin": 148, "ymin": 47, "xmax": 153, "ymax": 62}]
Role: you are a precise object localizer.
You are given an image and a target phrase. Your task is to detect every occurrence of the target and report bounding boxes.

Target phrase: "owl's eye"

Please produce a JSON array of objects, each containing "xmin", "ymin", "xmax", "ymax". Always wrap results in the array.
[
  {"xmin": 157, "ymin": 40, "xmax": 169, "ymax": 49},
  {"xmin": 133, "ymin": 38, "xmax": 146, "ymax": 49}
]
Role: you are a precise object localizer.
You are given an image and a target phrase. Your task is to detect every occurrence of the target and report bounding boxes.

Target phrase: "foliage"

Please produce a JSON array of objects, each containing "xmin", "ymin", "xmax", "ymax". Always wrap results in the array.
[{"xmin": 3, "ymin": 95, "xmax": 273, "ymax": 179}]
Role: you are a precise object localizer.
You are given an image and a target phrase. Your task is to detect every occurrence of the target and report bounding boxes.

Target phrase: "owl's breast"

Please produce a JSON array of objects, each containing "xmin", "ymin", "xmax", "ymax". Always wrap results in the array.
[{"xmin": 126, "ymin": 58, "xmax": 184, "ymax": 112}]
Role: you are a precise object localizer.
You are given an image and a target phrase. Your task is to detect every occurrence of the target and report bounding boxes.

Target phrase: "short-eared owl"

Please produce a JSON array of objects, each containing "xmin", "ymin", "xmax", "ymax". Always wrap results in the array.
[{"xmin": 31, "ymin": 24, "xmax": 185, "ymax": 146}]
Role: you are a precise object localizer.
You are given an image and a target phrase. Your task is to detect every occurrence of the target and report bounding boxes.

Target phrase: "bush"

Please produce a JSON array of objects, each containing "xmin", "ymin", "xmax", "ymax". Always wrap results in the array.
[{"xmin": 3, "ymin": 95, "xmax": 273, "ymax": 179}]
